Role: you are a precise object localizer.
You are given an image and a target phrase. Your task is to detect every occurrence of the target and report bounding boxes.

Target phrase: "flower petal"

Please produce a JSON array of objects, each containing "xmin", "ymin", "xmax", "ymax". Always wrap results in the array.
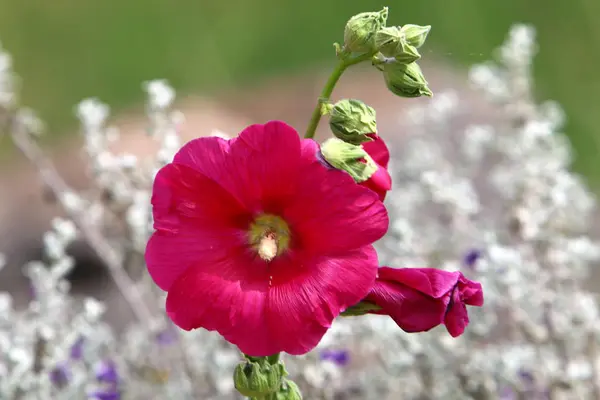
[
  {"xmin": 361, "ymin": 166, "xmax": 392, "ymax": 201},
  {"xmin": 283, "ymin": 161, "xmax": 389, "ymax": 254},
  {"xmin": 363, "ymin": 134, "xmax": 390, "ymax": 169},
  {"xmin": 172, "ymin": 134, "xmax": 232, "ymax": 188},
  {"xmin": 443, "ymin": 274, "xmax": 483, "ymax": 337},
  {"xmin": 460, "ymin": 276, "xmax": 484, "ymax": 306},
  {"xmin": 172, "ymin": 121, "xmax": 303, "ymax": 212},
  {"xmin": 444, "ymin": 289, "xmax": 470, "ymax": 337},
  {"xmin": 165, "ymin": 245, "xmax": 378, "ymax": 356},
  {"xmin": 377, "ymin": 267, "xmax": 460, "ymax": 298},
  {"xmin": 165, "ymin": 250, "xmax": 275, "ymax": 354},
  {"xmin": 146, "ymin": 163, "xmax": 250, "ymax": 291},
  {"xmin": 300, "ymin": 138, "xmax": 320, "ymax": 162},
  {"xmin": 367, "ymin": 277, "xmax": 447, "ymax": 332},
  {"xmin": 227, "ymin": 121, "xmax": 302, "ymax": 211},
  {"xmin": 151, "ymin": 163, "xmax": 248, "ymax": 232},
  {"xmin": 265, "ymin": 245, "xmax": 379, "ymax": 355},
  {"xmin": 146, "ymin": 226, "xmax": 246, "ymax": 292}
]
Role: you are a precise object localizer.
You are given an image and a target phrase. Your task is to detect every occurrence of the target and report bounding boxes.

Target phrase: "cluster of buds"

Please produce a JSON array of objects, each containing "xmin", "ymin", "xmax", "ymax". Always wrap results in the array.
[
  {"xmin": 320, "ymin": 99, "xmax": 392, "ymax": 201},
  {"xmin": 234, "ymin": 355, "xmax": 301, "ymax": 400},
  {"xmin": 316, "ymin": 7, "xmax": 433, "ymax": 199},
  {"xmin": 342, "ymin": 7, "xmax": 432, "ymax": 98}
]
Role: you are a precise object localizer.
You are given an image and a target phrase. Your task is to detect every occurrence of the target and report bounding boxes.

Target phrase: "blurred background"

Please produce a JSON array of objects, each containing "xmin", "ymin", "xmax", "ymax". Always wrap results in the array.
[
  {"xmin": 0, "ymin": 4, "xmax": 600, "ymax": 397},
  {"xmin": 0, "ymin": 0, "xmax": 599, "ymax": 184}
]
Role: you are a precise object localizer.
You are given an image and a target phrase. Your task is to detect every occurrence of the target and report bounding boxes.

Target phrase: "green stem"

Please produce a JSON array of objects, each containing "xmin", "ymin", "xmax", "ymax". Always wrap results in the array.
[
  {"xmin": 304, "ymin": 61, "xmax": 346, "ymax": 140},
  {"xmin": 304, "ymin": 52, "xmax": 375, "ymax": 139}
]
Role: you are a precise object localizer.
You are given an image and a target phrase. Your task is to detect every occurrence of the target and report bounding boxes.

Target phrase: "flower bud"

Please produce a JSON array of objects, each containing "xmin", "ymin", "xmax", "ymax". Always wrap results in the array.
[
  {"xmin": 374, "ymin": 26, "xmax": 420, "ymax": 64},
  {"xmin": 383, "ymin": 62, "xmax": 433, "ymax": 98},
  {"xmin": 374, "ymin": 26, "xmax": 400, "ymax": 54},
  {"xmin": 361, "ymin": 133, "xmax": 392, "ymax": 201},
  {"xmin": 400, "ymin": 24, "xmax": 431, "ymax": 48},
  {"xmin": 234, "ymin": 358, "xmax": 283, "ymax": 398},
  {"xmin": 361, "ymin": 166, "xmax": 392, "ymax": 201},
  {"xmin": 371, "ymin": 52, "xmax": 388, "ymax": 72},
  {"xmin": 343, "ymin": 7, "xmax": 388, "ymax": 53},
  {"xmin": 273, "ymin": 379, "xmax": 303, "ymax": 400},
  {"xmin": 320, "ymin": 138, "xmax": 377, "ymax": 183},
  {"xmin": 328, "ymin": 99, "xmax": 377, "ymax": 145}
]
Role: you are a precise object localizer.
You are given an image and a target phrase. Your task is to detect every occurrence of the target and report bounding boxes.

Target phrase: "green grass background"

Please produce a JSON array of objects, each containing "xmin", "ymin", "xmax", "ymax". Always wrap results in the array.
[{"xmin": 0, "ymin": 1, "xmax": 598, "ymax": 183}]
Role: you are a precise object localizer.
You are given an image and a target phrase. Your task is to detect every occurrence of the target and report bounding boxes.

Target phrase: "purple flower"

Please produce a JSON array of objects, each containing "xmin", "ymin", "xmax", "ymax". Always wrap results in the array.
[
  {"xmin": 499, "ymin": 386, "xmax": 517, "ymax": 400},
  {"xmin": 518, "ymin": 369, "xmax": 535, "ymax": 386},
  {"xmin": 319, "ymin": 349, "xmax": 350, "ymax": 366},
  {"xmin": 463, "ymin": 249, "xmax": 482, "ymax": 269},
  {"xmin": 89, "ymin": 389, "xmax": 120, "ymax": 400},
  {"xmin": 50, "ymin": 363, "xmax": 70, "ymax": 386},
  {"xmin": 70, "ymin": 337, "xmax": 85, "ymax": 360},
  {"xmin": 156, "ymin": 328, "xmax": 177, "ymax": 346},
  {"xmin": 29, "ymin": 282, "xmax": 36, "ymax": 300},
  {"xmin": 95, "ymin": 360, "xmax": 119, "ymax": 384}
]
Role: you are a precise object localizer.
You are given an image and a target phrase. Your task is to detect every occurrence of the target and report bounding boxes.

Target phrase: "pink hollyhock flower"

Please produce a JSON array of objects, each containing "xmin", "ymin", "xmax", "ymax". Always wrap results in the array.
[
  {"xmin": 365, "ymin": 267, "xmax": 483, "ymax": 337},
  {"xmin": 361, "ymin": 134, "xmax": 391, "ymax": 201},
  {"xmin": 145, "ymin": 121, "xmax": 389, "ymax": 356}
]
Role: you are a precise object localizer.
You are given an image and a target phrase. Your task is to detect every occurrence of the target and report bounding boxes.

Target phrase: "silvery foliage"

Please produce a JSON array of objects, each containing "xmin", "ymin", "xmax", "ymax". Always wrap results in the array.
[{"xmin": 1, "ymin": 24, "xmax": 600, "ymax": 400}]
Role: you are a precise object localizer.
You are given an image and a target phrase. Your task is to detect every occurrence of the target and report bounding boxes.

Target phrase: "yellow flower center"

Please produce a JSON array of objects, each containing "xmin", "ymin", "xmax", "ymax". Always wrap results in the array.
[{"xmin": 248, "ymin": 214, "xmax": 291, "ymax": 262}]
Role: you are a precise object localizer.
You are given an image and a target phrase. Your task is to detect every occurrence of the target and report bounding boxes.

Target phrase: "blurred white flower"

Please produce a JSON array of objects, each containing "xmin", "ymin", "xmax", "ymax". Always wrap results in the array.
[
  {"xmin": 15, "ymin": 108, "xmax": 44, "ymax": 135},
  {"xmin": 0, "ymin": 45, "xmax": 15, "ymax": 107},
  {"xmin": 76, "ymin": 98, "xmax": 109, "ymax": 131},
  {"xmin": 144, "ymin": 79, "xmax": 175, "ymax": 109}
]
